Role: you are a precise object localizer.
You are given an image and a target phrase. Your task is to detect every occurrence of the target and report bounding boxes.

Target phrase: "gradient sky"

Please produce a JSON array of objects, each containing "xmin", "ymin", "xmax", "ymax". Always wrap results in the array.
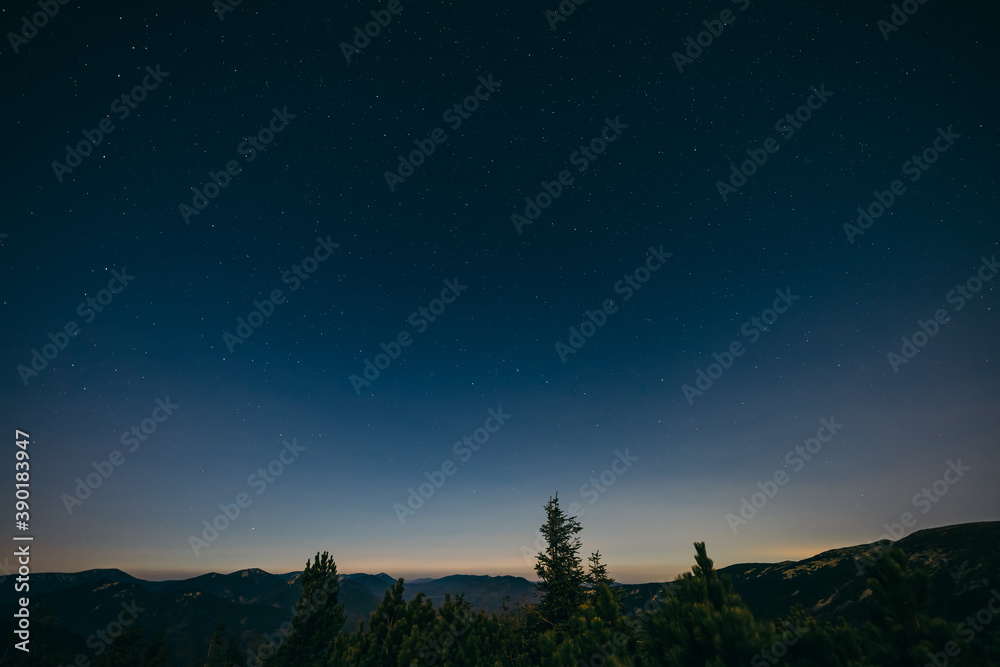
[{"xmin": 2, "ymin": 0, "xmax": 997, "ymax": 584}]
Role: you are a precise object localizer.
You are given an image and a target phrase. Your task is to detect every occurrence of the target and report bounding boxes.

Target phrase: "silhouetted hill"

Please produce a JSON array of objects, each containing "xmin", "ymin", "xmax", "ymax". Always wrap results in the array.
[
  {"xmin": 17, "ymin": 567, "xmax": 169, "ymax": 597},
  {"xmin": 721, "ymin": 521, "xmax": 1000, "ymax": 625},
  {"xmin": 406, "ymin": 574, "xmax": 540, "ymax": 610},
  {"xmin": 0, "ymin": 577, "xmax": 292, "ymax": 666},
  {"xmin": 341, "ymin": 571, "xmax": 398, "ymax": 597},
  {"xmin": 158, "ymin": 568, "xmax": 291, "ymax": 605},
  {"xmin": 2, "ymin": 521, "xmax": 995, "ymax": 666}
]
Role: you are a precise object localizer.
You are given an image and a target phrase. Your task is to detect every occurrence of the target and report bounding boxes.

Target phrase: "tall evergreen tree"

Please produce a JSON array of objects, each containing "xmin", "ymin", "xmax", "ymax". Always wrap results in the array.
[
  {"xmin": 585, "ymin": 551, "xmax": 612, "ymax": 588},
  {"xmin": 534, "ymin": 493, "xmax": 587, "ymax": 628},
  {"xmin": 585, "ymin": 550, "xmax": 624, "ymax": 609},
  {"xmin": 270, "ymin": 550, "xmax": 346, "ymax": 666}
]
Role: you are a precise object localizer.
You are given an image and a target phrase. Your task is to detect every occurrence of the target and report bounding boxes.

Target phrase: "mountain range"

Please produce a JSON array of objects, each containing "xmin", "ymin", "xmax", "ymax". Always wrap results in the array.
[{"xmin": 3, "ymin": 521, "xmax": 996, "ymax": 666}]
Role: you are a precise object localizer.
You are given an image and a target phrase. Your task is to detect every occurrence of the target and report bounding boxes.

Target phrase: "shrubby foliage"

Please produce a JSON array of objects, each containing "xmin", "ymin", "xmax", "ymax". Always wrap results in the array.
[
  {"xmin": 258, "ymin": 496, "xmax": 1000, "ymax": 665},
  {"xmin": 251, "ymin": 498, "xmax": 1000, "ymax": 666},
  {"xmin": 25, "ymin": 496, "xmax": 989, "ymax": 666}
]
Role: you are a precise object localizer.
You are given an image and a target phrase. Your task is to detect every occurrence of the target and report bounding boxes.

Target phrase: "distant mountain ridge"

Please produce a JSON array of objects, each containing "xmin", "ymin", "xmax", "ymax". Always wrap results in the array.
[
  {"xmin": 2, "ymin": 521, "xmax": 996, "ymax": 666},
  {"xmin": 612, "ymin": 521, "xmax": 1000, "ymax": 626},
  {"xmin": 722, "ymin": 521, "xmax": 1000, "ymax": 625}
]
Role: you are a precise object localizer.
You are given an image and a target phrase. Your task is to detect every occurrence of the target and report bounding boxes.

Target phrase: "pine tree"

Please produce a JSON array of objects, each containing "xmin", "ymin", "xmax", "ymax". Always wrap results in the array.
[
  {"xmin": 585, "ymin": 551, "xmax": 611, "ymax": 588},
  {"xmin": 585, "ymin": 550, "xmax": 623, "ymax": 609},
  {"xmin": 764, "ymin": 607, "xmax": 867, "ymax": 667},
  {"xmin": 271, "ymin": 551, "xmax": 347, "ymax": 666},
  {"xmin": 860, "ymin": 546, "xmax": 956, "ymax": 666},
  {"xmin": 639, "ymin": 542, "xmax": 774, "ymax": 666},
  {"xmin": 419, "ymin": 592, "xmax": 509, "ymax": 667},
  {"xmin": 540, "ymin": 583, "xmax": 639, "ymax": 666},
  {"xmin": 534, "ymin": 493, "xmax": 587, "ymax": 629},
  {"xmin": 496, "ymin": 593, "xmax": 538, "ymax": 665},
  {"xmin": 327, "ymin": 578, "xmax": 438, "ymax": 666}
]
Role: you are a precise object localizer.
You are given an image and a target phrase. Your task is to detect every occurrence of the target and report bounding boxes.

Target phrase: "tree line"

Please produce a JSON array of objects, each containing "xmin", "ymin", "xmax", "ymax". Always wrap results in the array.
[
  {"xmin": 11, "ymin": 493, "xmax": 999, "ymax": 665},
  {"xmin": 255, "ymin": 494, "xmax": 1000, "ymax": 666}
]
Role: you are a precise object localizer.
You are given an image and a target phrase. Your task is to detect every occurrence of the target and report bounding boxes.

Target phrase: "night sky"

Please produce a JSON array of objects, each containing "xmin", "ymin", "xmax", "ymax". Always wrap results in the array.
[{"xmin": 2, "ymin": 0, "xmax": 997, "ymax": 584}]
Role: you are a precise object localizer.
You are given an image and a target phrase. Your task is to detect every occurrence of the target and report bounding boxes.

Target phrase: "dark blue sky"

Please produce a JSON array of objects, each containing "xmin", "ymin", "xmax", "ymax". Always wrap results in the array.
[{"xmin": 2, "ymin": 0, "xmax": 997, "ymax": 582}]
